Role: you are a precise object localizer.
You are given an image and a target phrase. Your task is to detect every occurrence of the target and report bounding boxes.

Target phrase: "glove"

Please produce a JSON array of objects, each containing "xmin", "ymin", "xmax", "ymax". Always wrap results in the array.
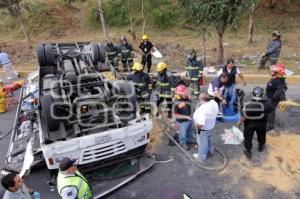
[
  {"xmin": 32, "ymin": 191, "xmax": 41, "ymax": 199},
  {"xmin": 236, "ymin": 121, "xmax": 242, "ymax": 129}
]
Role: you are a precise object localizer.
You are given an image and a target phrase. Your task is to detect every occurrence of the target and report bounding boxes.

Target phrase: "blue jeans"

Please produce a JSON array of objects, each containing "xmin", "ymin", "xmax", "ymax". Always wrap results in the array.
[
  {"xmin": 224, "ymin": 84, "xmax": 236, "ymax": 111},
  {"xmin": 197, "ymin": 129, "xmax": 214, "ymax": 160},
  {"xmin": 176, "ymin": 120, "xmax": 193, "ymax": 145}
]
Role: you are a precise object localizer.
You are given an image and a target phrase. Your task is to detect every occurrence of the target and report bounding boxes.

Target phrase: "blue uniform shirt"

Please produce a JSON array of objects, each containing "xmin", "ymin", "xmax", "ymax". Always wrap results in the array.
[{"xmin": 0, "ymin": 52, "xmax": 10, "ymax": 65}]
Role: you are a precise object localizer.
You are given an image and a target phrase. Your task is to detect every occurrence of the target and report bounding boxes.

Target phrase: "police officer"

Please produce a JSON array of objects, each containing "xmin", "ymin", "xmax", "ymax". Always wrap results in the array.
[
  {"xmin": 156, "ymin": 62, "xmax": 175, "ymax": 118},
  {"xmin": 118, "ymin": 36, "xmax": 134, "ymax": 72},
  {"xmin": 57, "ymin": 158, "xmax": 93, "ymax": 199},
  {"xmin": 266, "ymin": 64, "xmax": 287, "ymax": 131},
  {"xmin": 127, "ymin": 62, "xmax": 152, "ymax": 114},
  {"xmin": 139, "ymin": 34, "xmax": 153, "ymax": 73},
  {"xmin": 239, "ymin": 87, "xmax": 273, "ymax": 159},
  {"xmin": 105, "ymin": 40, "xmax": 119, "ymax": 70},
  {"xmin": 186, "ymin": 49, "xmax": 203, "ymax": 96},
  {"xmin": 258, "ymin": 31, "xmax": 282, "ymax": 69}
]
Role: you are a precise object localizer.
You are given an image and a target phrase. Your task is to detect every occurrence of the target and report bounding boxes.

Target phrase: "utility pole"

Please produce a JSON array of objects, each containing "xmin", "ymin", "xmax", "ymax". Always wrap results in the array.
[{"xmin": 98, "ymin": 0, "xmax": 109, "ymax": 40}]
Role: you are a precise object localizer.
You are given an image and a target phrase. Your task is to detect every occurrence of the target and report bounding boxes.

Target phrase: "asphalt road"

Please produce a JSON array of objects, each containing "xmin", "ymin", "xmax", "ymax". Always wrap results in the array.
[{"xmin": 0, "ymin": 84, "xmax": 300, "ymax": 199}]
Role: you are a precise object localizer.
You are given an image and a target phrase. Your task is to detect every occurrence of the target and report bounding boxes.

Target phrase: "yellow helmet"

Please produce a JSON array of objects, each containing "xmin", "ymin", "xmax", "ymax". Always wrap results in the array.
[
  {"xmin": 142, "ymin": 34, "xmax": 148, "ymax": 40},
  {"xmin": 132, "ymin": 62, "xmax": 143, "ymax": 71},
  {"xmin": 156, "ymin": 62, "xmax": 167, "ymax": 72}
]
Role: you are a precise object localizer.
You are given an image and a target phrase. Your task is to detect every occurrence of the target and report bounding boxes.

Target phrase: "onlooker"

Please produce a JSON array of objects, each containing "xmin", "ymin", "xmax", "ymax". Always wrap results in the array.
[
  {"xmin": 207, "ymin": 73, "xmax": 229, "ymax": 117},
  {"xmin": 0, "ymin": 49, "xmax": 19, "ymax": 80},
  {"xmin": 218, "ymin": 58, "xmax": 246, "ymax": 110},
  {"xmin": 1, "ymin": 173, "xmax": 40, "ymax": 199},
  {"xmin": 57, "ymin": 158, "xmax": 93, "ymax": 199},
  {"xmin": 173, "ymin": 84, "xmax": 193, "ymax": 150},
  {"xmin": 239, "ymin": 87, "xmax": 273, "ymax": 159},
  {"xmin": 258, "ymin": 31, "xmax": 282, "ymax": 69},
  {"xmin": 193, "ymin": 93, "xmax": 219, "ymax": 162},
  {"xmin": 139, "ymin": 34, "xmax": 153, "ymax": 73}
]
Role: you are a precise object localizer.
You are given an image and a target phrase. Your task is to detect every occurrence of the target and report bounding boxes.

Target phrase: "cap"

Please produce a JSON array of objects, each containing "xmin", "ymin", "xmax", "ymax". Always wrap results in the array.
[{"xmin": 59, "ymin": 158, "xmax": 77, "ymax": 171}]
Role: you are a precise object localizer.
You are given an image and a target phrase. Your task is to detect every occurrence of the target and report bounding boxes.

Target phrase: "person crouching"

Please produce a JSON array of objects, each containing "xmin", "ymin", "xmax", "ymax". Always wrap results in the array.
[{"xmin": 173, "ymin": 84, "xmax": 193, "ymax": 150}]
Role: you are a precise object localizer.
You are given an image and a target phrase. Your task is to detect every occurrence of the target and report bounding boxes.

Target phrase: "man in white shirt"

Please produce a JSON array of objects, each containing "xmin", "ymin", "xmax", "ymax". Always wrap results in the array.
[{"xmin": 193, "ymin": 93, "xmax": 219, "ymax": 162}]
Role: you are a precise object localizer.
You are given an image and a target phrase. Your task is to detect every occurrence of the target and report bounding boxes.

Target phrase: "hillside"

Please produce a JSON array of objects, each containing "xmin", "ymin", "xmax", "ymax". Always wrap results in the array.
[{"xmin": 0, "ymin": 0, "xmax": 300, "ymax": 74}]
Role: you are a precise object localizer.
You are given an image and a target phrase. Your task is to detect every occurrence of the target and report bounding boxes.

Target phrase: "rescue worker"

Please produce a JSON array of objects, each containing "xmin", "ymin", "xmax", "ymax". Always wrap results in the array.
[
  {"xmin": 57, "ymin": 158, "xmax": 93, "ymax": 199},
  {"xmin": 156, "ymin": 62, "xmax": 175, "ymax": 118},
  {"xmin": 0, "ymin": 79, "xmax": 7, "ymax": 113},
  {"xmin": 139, "ymin": 34, "xmax": 153, "ymax": 73},
  {"xmin": 105, "ymin": 41, "xmax": 119, "ymax": 71},
  {"xmin": 239, "ymin": 87, "xmax": 273, "ymax": 159},
  {"xmin": 173, "ymin": 84, "xmax": 193, "ymax": 150},
  {"xmin": 266, "ymin": 64, "xmax": 287, "ymax": 131},
  {"xmin": 127, "ymin": 62, "xmax": 152, "ymax": 114},
  {"xmin": 118, "ymin": 36, "xmax": 134, "ymax": 72},
  {"xmin": 207, "ymin": 73, "xmax": 229, "ymax": 117},
  {"xmin": 186, "ymin": 49, "xmax": 204, "ymax": 96},
  {"xmin": 258, "ymin": 31, "xmax": 282, "ymax": 69},
  {"xmin": 218, "ymin": 58, "xmax": 246, "ymax": 111}
]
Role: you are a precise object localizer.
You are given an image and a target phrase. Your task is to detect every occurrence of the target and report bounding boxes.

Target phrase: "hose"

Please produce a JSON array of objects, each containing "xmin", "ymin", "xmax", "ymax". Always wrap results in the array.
[{"xmin": 156, "ymin": 118, "xmax": 228, "ymax": 171}]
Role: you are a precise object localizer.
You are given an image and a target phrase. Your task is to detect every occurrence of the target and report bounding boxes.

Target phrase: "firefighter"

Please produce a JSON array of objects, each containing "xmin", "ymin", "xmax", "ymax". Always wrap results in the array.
[
  {"xmin": 266, "ymin": 64, "xmax": 287, "ymax": 131},
  {"xmin": 105, "ymin": 40, "xmax": 119, "ymax": 70},
  {"xmin": 186, "ymin": 49, "xmax": 203, "ymax": 96},
  {"xmin": 239, "ymin": 87, "xmax": 273, "ymax": 159},
  {"xmin": 118, "ymin": 36, "xmax": 134, "ymax": 72},
  {"xmin": 258, "ymin": 31, "xmax": 282, "ymax": 69},
  {"xmin": 156, "ymin": 62, "xmax": 175, "ymax": 118},
  {"xmin": 57, "ymin": 158, "xmax": 93, "ymax": 199},
  {"xmin": 139, "ymin": 34, "xmax": 153, "ymax": 73},
  {"xmin": 127, "ymin": 62, "xmax": 152, "ymax": 114}
]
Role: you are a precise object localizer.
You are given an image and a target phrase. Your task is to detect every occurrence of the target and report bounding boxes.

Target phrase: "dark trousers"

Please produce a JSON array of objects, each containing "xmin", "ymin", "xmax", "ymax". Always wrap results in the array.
[
  {"xmin": 157, "ymin": 97, "xmax": 172, "ymax": 118},
  {"xmin": 190, "ymin": 79, "xmax": 200, "ymax": 95},
  {"xmin": 141, "ymin": 54, "xmax": 152, "ymax": 73},
  {"xmin": 244, "ymin": 124, "xmax": 266, "ymax": 152},
  {"xmin": 138, "ymin": 97, "xmax": 151, "ymax": 114},
  {"xmin": 259, "ymin": 55, "xmax": 278, "ymax": 68},
  {"xmin": 122, "ymin": 59, "xmax": 133, "ymax": 72},
  {"xmin": 267, "ymin": 99, "xmax": 279, "ymax": 130}
]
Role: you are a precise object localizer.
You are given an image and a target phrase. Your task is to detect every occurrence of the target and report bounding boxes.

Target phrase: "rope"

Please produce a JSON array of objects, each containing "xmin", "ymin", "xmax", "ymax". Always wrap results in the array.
[{"xmin": 156, "ymin": 118, "xmax": 228, "ymax": 171}]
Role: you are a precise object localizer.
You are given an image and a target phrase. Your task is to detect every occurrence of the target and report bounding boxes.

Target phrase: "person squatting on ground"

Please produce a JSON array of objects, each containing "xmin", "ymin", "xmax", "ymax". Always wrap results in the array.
[
  {"xmin": 139, "ymin": 34, "xmax": 153, "ymax": 73},
  {"xmin": 127, "ymin": 62, "xmax": 152, "ymax": 114},
  {"xmin": 218, "ymin": 58, "xmax": 246, "ymax": 111},
  {"xmin": 173, "ymin": 84, "xmax": 193, "ymax": 150},
  {"xmin": 105, "ymin": 40, "xmax": 119, "ymax": 70},
  {"xmin": 57, "ymin": 158, "xmax": 93, "ymax": 199},
  {"xmin": 118, "ymin": 36, "xmax": 134, "ymax": 72},
  {"xmin": 1, "ymin": 173, "xmax": 40, "ymax": 199},
  {"xmin": 258, "ymin": 31, "xmax": 282, "ymax": 69},
  {"xmin": 186, "ymin": 49, "xmax": 204, "ymax": 96},
  {"xmin": 239, "ymin": 87, "xmax": 273, "ymax": 159},
  {"xmin": 193, "ymin": 93, "xmax": 219, "ymax": 162},
  {"xmin": 207, "ymin": 73, "xmax": 229, "ymax": 117},
  {"xmin": 0, "ymin": 49, "xmax": 19, "ymax": 80},
  {"xmin": 266, "ymin": 64, "xmax": 288, "ymax": 131},
  {"xmin": 156, "ymin": 62, "xmax": 176, "ymax": 119}
]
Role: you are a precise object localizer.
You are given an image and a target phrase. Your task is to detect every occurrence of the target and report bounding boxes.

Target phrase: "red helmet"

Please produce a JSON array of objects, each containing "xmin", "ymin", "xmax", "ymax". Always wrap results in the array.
[
  {"xmin": 175, "ymin": 84, "xmax": 188, "ymax": 95},
  {"xmin": 270, "ymin": 64, "xmax": 286, "ymax": 75}
]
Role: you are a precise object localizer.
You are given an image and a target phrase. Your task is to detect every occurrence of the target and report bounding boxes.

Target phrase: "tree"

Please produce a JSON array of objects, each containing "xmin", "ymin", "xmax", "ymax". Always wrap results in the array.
[
  {"xmin": 97, "ymin": 0, "xmax": 108, "ymax": 40},
  {"xmin": 127, "ymin": 0, "xmax": 136, "ymax": 40},
  {"xmin": 184, "ymin": 0, "xmax": 245, "ymax": 64},
  {"xmin": 247, "ymin": 0, "xmax": 260, "ymax": 44},
  {"xmin": 141, "ymin": 0, "xmax": 149, "ymax": 35},
  {"xmin": 0, "ymin": 0, "xmax": 31, "ymax": 49}
]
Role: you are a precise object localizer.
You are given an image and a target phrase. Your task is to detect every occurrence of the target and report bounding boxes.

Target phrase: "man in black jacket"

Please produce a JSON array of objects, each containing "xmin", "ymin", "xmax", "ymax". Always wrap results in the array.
[
  {"xmin": 239, "ymin": 87, "xmax": 273, "ymax": 159},
  {"xmin": 266, "ymin": 64, "xmax": 288, "ymax": 131}
]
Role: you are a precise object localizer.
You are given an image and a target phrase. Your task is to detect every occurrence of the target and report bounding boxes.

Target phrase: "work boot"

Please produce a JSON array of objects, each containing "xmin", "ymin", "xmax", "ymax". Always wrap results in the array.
[
  {"xmin": 258, "ymin": 144, "xmax": 265, "ymax": 152},
  {"xmin": 243, "ymin": 149, "xmax": 252, "ymax": 159},
  {"xmin": 168, "ymin": 139, "xmax": 176, "ymax": 146}
]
